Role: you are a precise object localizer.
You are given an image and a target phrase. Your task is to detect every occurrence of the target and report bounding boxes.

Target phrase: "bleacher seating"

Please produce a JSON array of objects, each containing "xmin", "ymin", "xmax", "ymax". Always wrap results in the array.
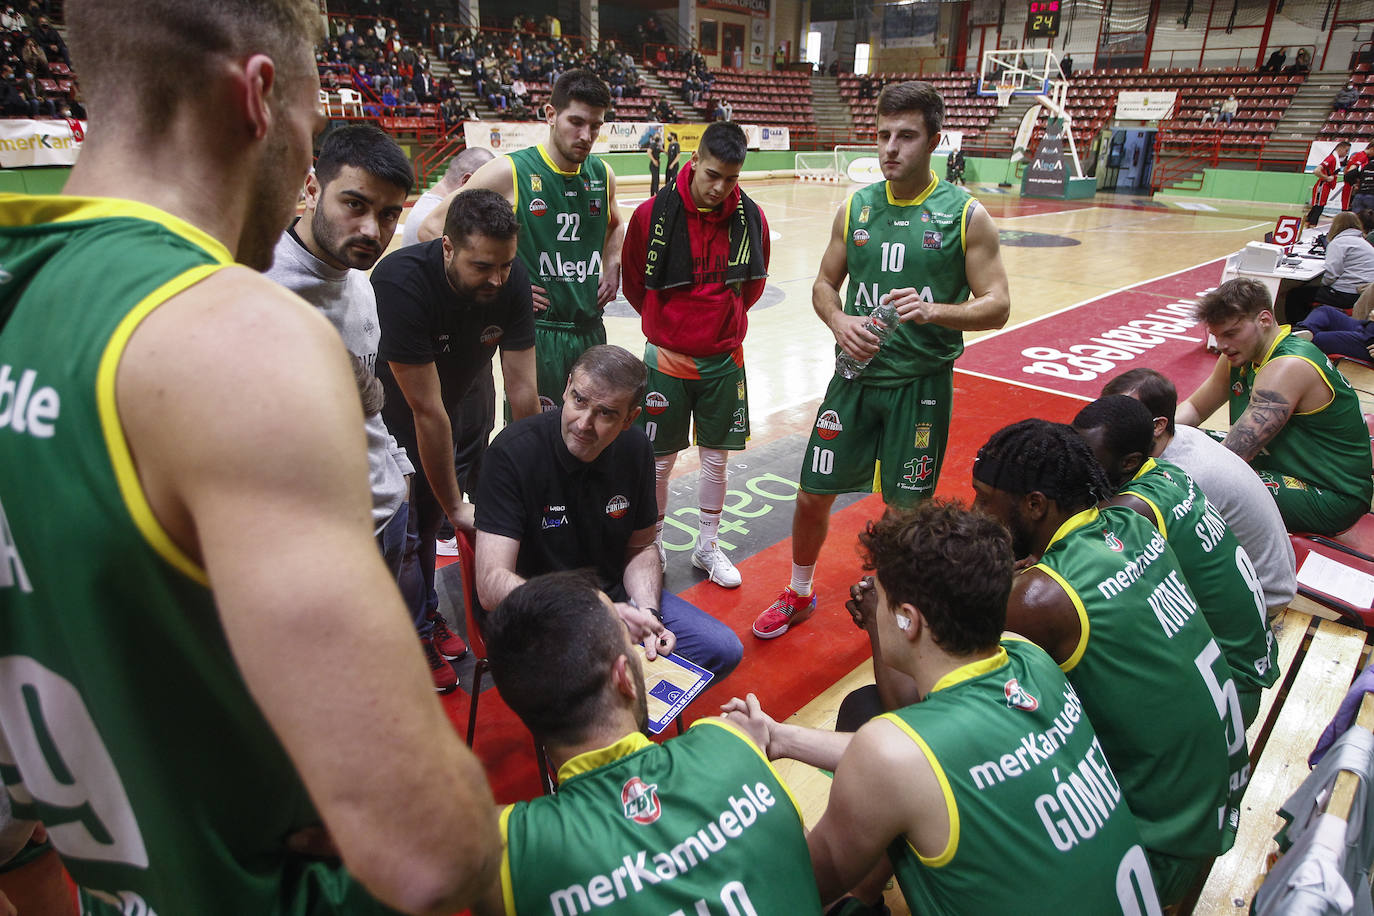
[
  {"xmin": 839, "ymin": 71, "xmax": 992, "ymax": 142},
  {"xmin": 1320, "ymin": 61, "xmax": 1374, "ymax": 138},
  {"xmin": 659, "ymin": 67, "xmax": 815, "ymax": 128}
]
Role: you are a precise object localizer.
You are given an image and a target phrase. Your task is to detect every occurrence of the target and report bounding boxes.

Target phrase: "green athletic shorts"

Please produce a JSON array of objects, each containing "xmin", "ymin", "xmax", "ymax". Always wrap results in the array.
[
  {"xmin": 534, "ymin": 320, "xmax": 607, "ymax": 411},
  {"xmin": 1255, "ymin": 469, "xmax": 1369, "ymax": 536},
  {"xmin": 1145, "ymin": 849, "xmax": 1210, "ymax": 908},
  {"xmin": 635, "ymin": 363, "xmax": 749, "ymax": 454},
  {"xmin": 798, "ymin": 371, "xmax": 953, "ymax": 509}
]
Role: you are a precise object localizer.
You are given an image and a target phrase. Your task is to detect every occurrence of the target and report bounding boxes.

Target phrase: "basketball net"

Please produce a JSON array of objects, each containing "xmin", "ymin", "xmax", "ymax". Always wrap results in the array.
[{"xmin": 996, "ymin": 83, "xmax": 1017, "ymax": 108}]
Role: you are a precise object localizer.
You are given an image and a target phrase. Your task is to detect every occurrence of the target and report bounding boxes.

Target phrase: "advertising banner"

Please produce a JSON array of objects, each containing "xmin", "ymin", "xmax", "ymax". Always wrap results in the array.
[
  {"xmin": 1023, "ymin": 118, "xmax": 1069, "ymax": 197},
  {"xmin": 1114, "ymin": 90, "xmax": 1177, "ymax": 120},
  {"xmin": 0, "ymin": 118, "xmax": 85, "ymax": 168},
  {"xmin": 465, "ymin": 120, "xmax": 787, "ymax": 155},
  {"xmin": 698, "ymin": 0, "xmax": 769, "ymax": 18}
]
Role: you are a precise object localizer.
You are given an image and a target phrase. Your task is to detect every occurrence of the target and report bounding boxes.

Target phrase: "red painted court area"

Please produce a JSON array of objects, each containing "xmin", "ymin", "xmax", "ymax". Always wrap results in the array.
[{"xmin": 958, "ymin": 258, "xmax": 1227, "ymax": 401}]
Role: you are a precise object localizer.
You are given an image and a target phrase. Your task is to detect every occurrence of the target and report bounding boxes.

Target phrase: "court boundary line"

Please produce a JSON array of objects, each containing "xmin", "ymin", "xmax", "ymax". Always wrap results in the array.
[{"xmin": 953, "ymin": 366, "xmax": 1094, "ymax": 402}]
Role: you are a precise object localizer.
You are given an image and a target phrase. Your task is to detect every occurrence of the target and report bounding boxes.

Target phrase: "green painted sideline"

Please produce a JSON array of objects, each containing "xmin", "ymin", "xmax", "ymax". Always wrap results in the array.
[
  {"xmin": 0, "ymin": 166, "xmax": 70, "ymax": 194},
  {"xmin": 1154, "ymin": 168, "xmax": 1313, "ymax": 204}
]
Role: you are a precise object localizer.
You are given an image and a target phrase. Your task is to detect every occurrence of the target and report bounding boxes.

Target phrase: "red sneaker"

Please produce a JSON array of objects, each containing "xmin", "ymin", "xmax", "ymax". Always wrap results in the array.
[
  {"xmin": 428, "ymin": 611, "xmax": 469, "ymax": 660},
  {"xmin": 752, "ymin": 587, "xmax": 817, "ymax": 639},
  {"xmin": 422, "ymin": 637, "xmax": 459, "ymax": 694}
]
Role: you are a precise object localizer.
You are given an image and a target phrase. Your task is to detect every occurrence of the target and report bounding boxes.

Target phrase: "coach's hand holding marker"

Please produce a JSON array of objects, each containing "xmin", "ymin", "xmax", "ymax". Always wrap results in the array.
[{"xmin": 619, "ymin": 600, "xmax": 676, "ymax": 660}]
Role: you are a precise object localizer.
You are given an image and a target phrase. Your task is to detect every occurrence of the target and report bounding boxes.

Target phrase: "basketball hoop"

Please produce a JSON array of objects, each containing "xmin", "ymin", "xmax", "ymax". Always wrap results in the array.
[{"xmin": 996, "ymin": 83, "xmax": 1016, "ymax": 107}]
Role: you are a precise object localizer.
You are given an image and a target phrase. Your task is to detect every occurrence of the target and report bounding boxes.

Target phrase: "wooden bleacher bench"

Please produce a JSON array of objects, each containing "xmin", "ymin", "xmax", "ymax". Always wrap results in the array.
[{"xmin": 1188, "ymin": 608, "xmax": 1374, "ymax": 913}]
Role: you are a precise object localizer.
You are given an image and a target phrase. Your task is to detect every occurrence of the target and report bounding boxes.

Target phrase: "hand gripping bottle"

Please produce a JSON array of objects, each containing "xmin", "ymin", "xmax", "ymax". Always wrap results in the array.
[{"xmin": 835, "ymin": 298, "xmax": 899, "ymax": 380}]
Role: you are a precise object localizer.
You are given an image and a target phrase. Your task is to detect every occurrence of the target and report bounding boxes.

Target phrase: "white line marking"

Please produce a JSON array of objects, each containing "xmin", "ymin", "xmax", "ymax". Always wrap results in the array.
[{"xmin": 953, "ymin": 367, "xmax": 1094, "ymax": 401}]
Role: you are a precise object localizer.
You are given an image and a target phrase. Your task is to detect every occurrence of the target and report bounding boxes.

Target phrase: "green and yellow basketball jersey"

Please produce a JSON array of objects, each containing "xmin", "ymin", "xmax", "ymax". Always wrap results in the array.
[
  {"xmin": 1228, "ymin": 327, "xmax": 1373, "ymax": 502},
  {"xmin": 508, "ymin": 144, "xmax": 610, "ymax": 328},
  {"xmin": 0, "ymin": 195, "xmax": 396, "ymax": 916},
  {"xmin": 884, "ymin": 639, "xmax": 1159, "ymax": 915},
  {"xmin": 500, "ymin": 720, "xmax": 822, "ymax": 916},
  {"xmin": 842, "ymin": 173, "xmax": 975, "ymax": 387},
  {"xmin": 1121, "ymin": 458, "xmax": 1278, "ymax": 694},
  {"xmin": 1033, "ymin": 506, "xmax": 1247, "ymax": 861}
]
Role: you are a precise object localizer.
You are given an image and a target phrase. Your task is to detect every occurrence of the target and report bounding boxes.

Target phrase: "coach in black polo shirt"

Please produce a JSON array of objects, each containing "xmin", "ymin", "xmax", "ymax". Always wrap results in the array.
[
  {"xmin": 475, "ymin": 345, "xmax": 743, "ymax": 679},
  {"xmin": 374, "ymin": 188, "xmax": 540, "ymax": 663}
]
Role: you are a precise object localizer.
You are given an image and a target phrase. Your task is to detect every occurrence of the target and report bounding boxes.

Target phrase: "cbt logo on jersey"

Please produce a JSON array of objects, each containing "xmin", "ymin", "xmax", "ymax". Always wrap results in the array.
[
  {"xmin": 529, "ymin": 198, "xmax": 548, "ymax": 217},
  {"xmin": 479, "ymin": 325, "xmax": 504, "ymax": 346},
  {"xmin": 621, "ymin": 777, "xmax": 662, "ymax": 825},
  {"xmin": 852, "ymin": 228, "xmax": 869, "ymax": 247},
  {"xmin": 1004, "ymin": 678, "xmax": 1039, "ymax": 712},
  {"xmin": 606, "ymin": 495, "xmax": 629, "ymax": 518},
  {"xmin": 816, "ymin": 409, "xmax": 843, "ymax": 440},
  {"xmin": 645, "ymin": 392, "xmax": 669, "ymax": 415}
]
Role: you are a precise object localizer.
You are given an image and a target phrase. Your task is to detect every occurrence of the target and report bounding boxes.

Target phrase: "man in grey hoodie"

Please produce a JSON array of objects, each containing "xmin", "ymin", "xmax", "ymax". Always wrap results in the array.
[{"xmin": 266, "ymin": 124, "xmax": 468, "ymax": 693}]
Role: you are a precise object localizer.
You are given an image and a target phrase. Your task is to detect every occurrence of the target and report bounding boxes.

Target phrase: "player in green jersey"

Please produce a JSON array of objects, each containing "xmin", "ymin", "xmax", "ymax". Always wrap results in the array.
[
  {"xmin": 725, "ymin": 501, "xmax": 1161, "ymax": 915},
  {"xmin": 1180, "ymin": 277, "xmax": 1373, "ymax": 535},
  {"xmin": 419, "ymin": 70, "xmax": 624, "ymax": 409},
  {"xmin": 0, "ymin": 2, "xmax": 498, "ymax": 913},
  {"xmin": 474, "ymin": 572, "xmax": 822, "ymax": 916},
  {"xmin": 753, "ymin": 80, "xmax": 1010, "ymax": 641},
  {"xmin": 971, "ymin": 420, "xmax": 1248, "ymax": 906},
  {"xmin": 1073, "ymin": 396, "xmax": 1278, "ymax": 726}
]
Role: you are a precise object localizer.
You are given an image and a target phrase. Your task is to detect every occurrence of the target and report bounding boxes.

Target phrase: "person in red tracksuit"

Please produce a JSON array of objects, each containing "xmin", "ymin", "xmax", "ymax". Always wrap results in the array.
[
  {"xmin": 622, "ymin": 121, "xmax": 771, "ymax": 590},
  {"xmin": 1344, "ymin": 140, "xmax": 1374, "ymax": 211},
  {"xmin": 1310, "ymin": 140, "xmax": 1350, "ymax": 224}
]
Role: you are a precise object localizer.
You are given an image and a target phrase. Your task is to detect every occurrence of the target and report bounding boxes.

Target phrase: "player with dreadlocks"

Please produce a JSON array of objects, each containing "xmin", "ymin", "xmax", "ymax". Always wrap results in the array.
[{"xmin": 971, "ymin": 419, "xmax": 1250, "ymax": 908}]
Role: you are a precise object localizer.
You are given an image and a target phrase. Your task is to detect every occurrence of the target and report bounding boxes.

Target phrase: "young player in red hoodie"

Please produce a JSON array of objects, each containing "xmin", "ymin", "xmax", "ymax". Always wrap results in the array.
[{"xmin": 622, "ymin": 121, "xmax": 771, "ymax": 588}]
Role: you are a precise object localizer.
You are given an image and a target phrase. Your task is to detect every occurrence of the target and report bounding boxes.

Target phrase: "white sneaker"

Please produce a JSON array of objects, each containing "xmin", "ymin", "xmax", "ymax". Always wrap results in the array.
[
  {"xmin": 435, "ymin": 536, "xmax": 460, "ymax": 557},
  {"xmin": 692, "ymin": 546, "xmax": 742, "ymax": 588}
]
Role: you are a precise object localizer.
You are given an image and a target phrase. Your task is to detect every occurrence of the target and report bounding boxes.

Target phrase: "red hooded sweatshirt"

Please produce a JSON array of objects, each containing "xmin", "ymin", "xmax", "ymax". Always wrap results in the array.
[{"xmin": 623, "ymin": 161, "xmax": 770, "ymax": 366}]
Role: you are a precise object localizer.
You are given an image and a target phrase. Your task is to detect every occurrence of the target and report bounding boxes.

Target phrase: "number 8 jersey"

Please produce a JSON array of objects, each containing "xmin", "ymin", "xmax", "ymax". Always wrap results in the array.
[{"xmin": 842, "ymin": 172, "xmax": 976, "ymax": 386}]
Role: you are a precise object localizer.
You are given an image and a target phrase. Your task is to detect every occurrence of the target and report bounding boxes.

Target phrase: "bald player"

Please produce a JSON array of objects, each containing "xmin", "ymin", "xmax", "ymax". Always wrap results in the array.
[
  {"xmin": 402, "ymin": 146, "xmax": 495, "ymax": 248},
  {"xmin": 0, "ymin": 1, "xmax": 498, "ymax": 912}
]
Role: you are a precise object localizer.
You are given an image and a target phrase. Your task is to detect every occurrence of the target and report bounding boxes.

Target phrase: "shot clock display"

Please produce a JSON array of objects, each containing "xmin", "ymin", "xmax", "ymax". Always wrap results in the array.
[{"xmin": 1028, "ymin": 0, "xmax": 1060, "ymax": 36}]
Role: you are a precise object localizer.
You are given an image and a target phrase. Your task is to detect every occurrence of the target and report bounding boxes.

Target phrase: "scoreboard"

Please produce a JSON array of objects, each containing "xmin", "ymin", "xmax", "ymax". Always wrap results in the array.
[{"xmin": 1028, "ymin": 0, "xmax": 1061, "ymax": 36}]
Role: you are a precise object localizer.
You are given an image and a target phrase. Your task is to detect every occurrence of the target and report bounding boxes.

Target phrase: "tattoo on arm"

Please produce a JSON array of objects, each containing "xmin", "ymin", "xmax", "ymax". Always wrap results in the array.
[{"xmin": 1225, "ymin": 387, "xmax": 1294, "ymax": 461}]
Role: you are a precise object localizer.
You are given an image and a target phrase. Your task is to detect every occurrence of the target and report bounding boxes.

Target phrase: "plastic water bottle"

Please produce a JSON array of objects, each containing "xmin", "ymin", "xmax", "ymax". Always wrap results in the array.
[{"xmin": 835, "ymin": 299, "xmax": 900, "ymax": 379}]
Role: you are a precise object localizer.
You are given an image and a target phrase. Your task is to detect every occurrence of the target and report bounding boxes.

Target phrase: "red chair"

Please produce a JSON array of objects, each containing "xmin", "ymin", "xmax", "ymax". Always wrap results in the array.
[{"xmin": 454, "ymin": 531, "xmax": 555, "ymax": 794}]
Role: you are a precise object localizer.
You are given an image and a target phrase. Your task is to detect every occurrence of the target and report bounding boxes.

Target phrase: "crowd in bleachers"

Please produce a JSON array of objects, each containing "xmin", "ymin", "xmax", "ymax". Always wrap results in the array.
[{"xmin": 0, "ymin": 1, "xmax": 81, "ymax": 120}]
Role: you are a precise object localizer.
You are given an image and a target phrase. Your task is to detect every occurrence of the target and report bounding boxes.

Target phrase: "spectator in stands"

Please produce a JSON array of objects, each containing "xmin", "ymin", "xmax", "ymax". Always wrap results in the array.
[
  {"xmin": 1262, "ymin": 47, "xmax": 1287, "ymax": 73},
  {"xmin": 828, "ymin": 58, "xmax": 839, "ymax": 76},
  {"xmin": 16, "ymin": 66, "xmax": 49, "ymax": 115},
  {"xmin": 1334, "ymin": 82, "xmax": 1360, "ymax": 111},
  {"xmin": 1220, "ymin": 94, "xmax": 1238, "ymax": 125},
  {"xmin": 1284, "ymin": 212, "xmax": 1374, "ymax": 321},
  {"xmin": 0, "ymin": 6, "xmax": 22, "ymax": 31},
  {"xmin": 510, "ymin": 76, "xmax": 528, "ymax": 105},
  {"xmin": 1286, "ymin": 48, "xmax": 1311, "ymax": 75},
  {"xmin": 1059, "ymin": 53, "xmax": 1073, "ymax": 78},
  {"xmin": 0, "ymin": 63, "xmax": 33, "ymax": 116},
  {"xmin": 18, "ymin": 35, "xmax": 44, "ymax": 77},
  {"xmin": 1199, "ymin": 98, "xmax": 1221, "ymax": 125},
  {"xmin": 946, "ymin": 147, "xmax": 966, "ymax": 185},
  {"xmin": 32, "ymin": 15, "xmax": 65, "ymax": 68}
]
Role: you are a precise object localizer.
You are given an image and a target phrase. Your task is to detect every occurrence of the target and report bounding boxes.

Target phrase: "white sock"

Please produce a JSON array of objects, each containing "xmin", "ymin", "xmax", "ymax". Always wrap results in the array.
[
  {"xmin": 698, "ymin": 510, "xmax": 721, "ymax": 553},
  {"xmin": 697, "ymin": 447, "xmax": 729, "ymax": 554},
  {"xmin": 654, "ymin": 453, "xmax": 677, "ymax": 518},
  {"xmin": 655, "ymin": 516, "xmax": 664, "ymax": 546},
  {"xmin": 790, "ymin": 563, "xmax": 816, "ymax": 597}
]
